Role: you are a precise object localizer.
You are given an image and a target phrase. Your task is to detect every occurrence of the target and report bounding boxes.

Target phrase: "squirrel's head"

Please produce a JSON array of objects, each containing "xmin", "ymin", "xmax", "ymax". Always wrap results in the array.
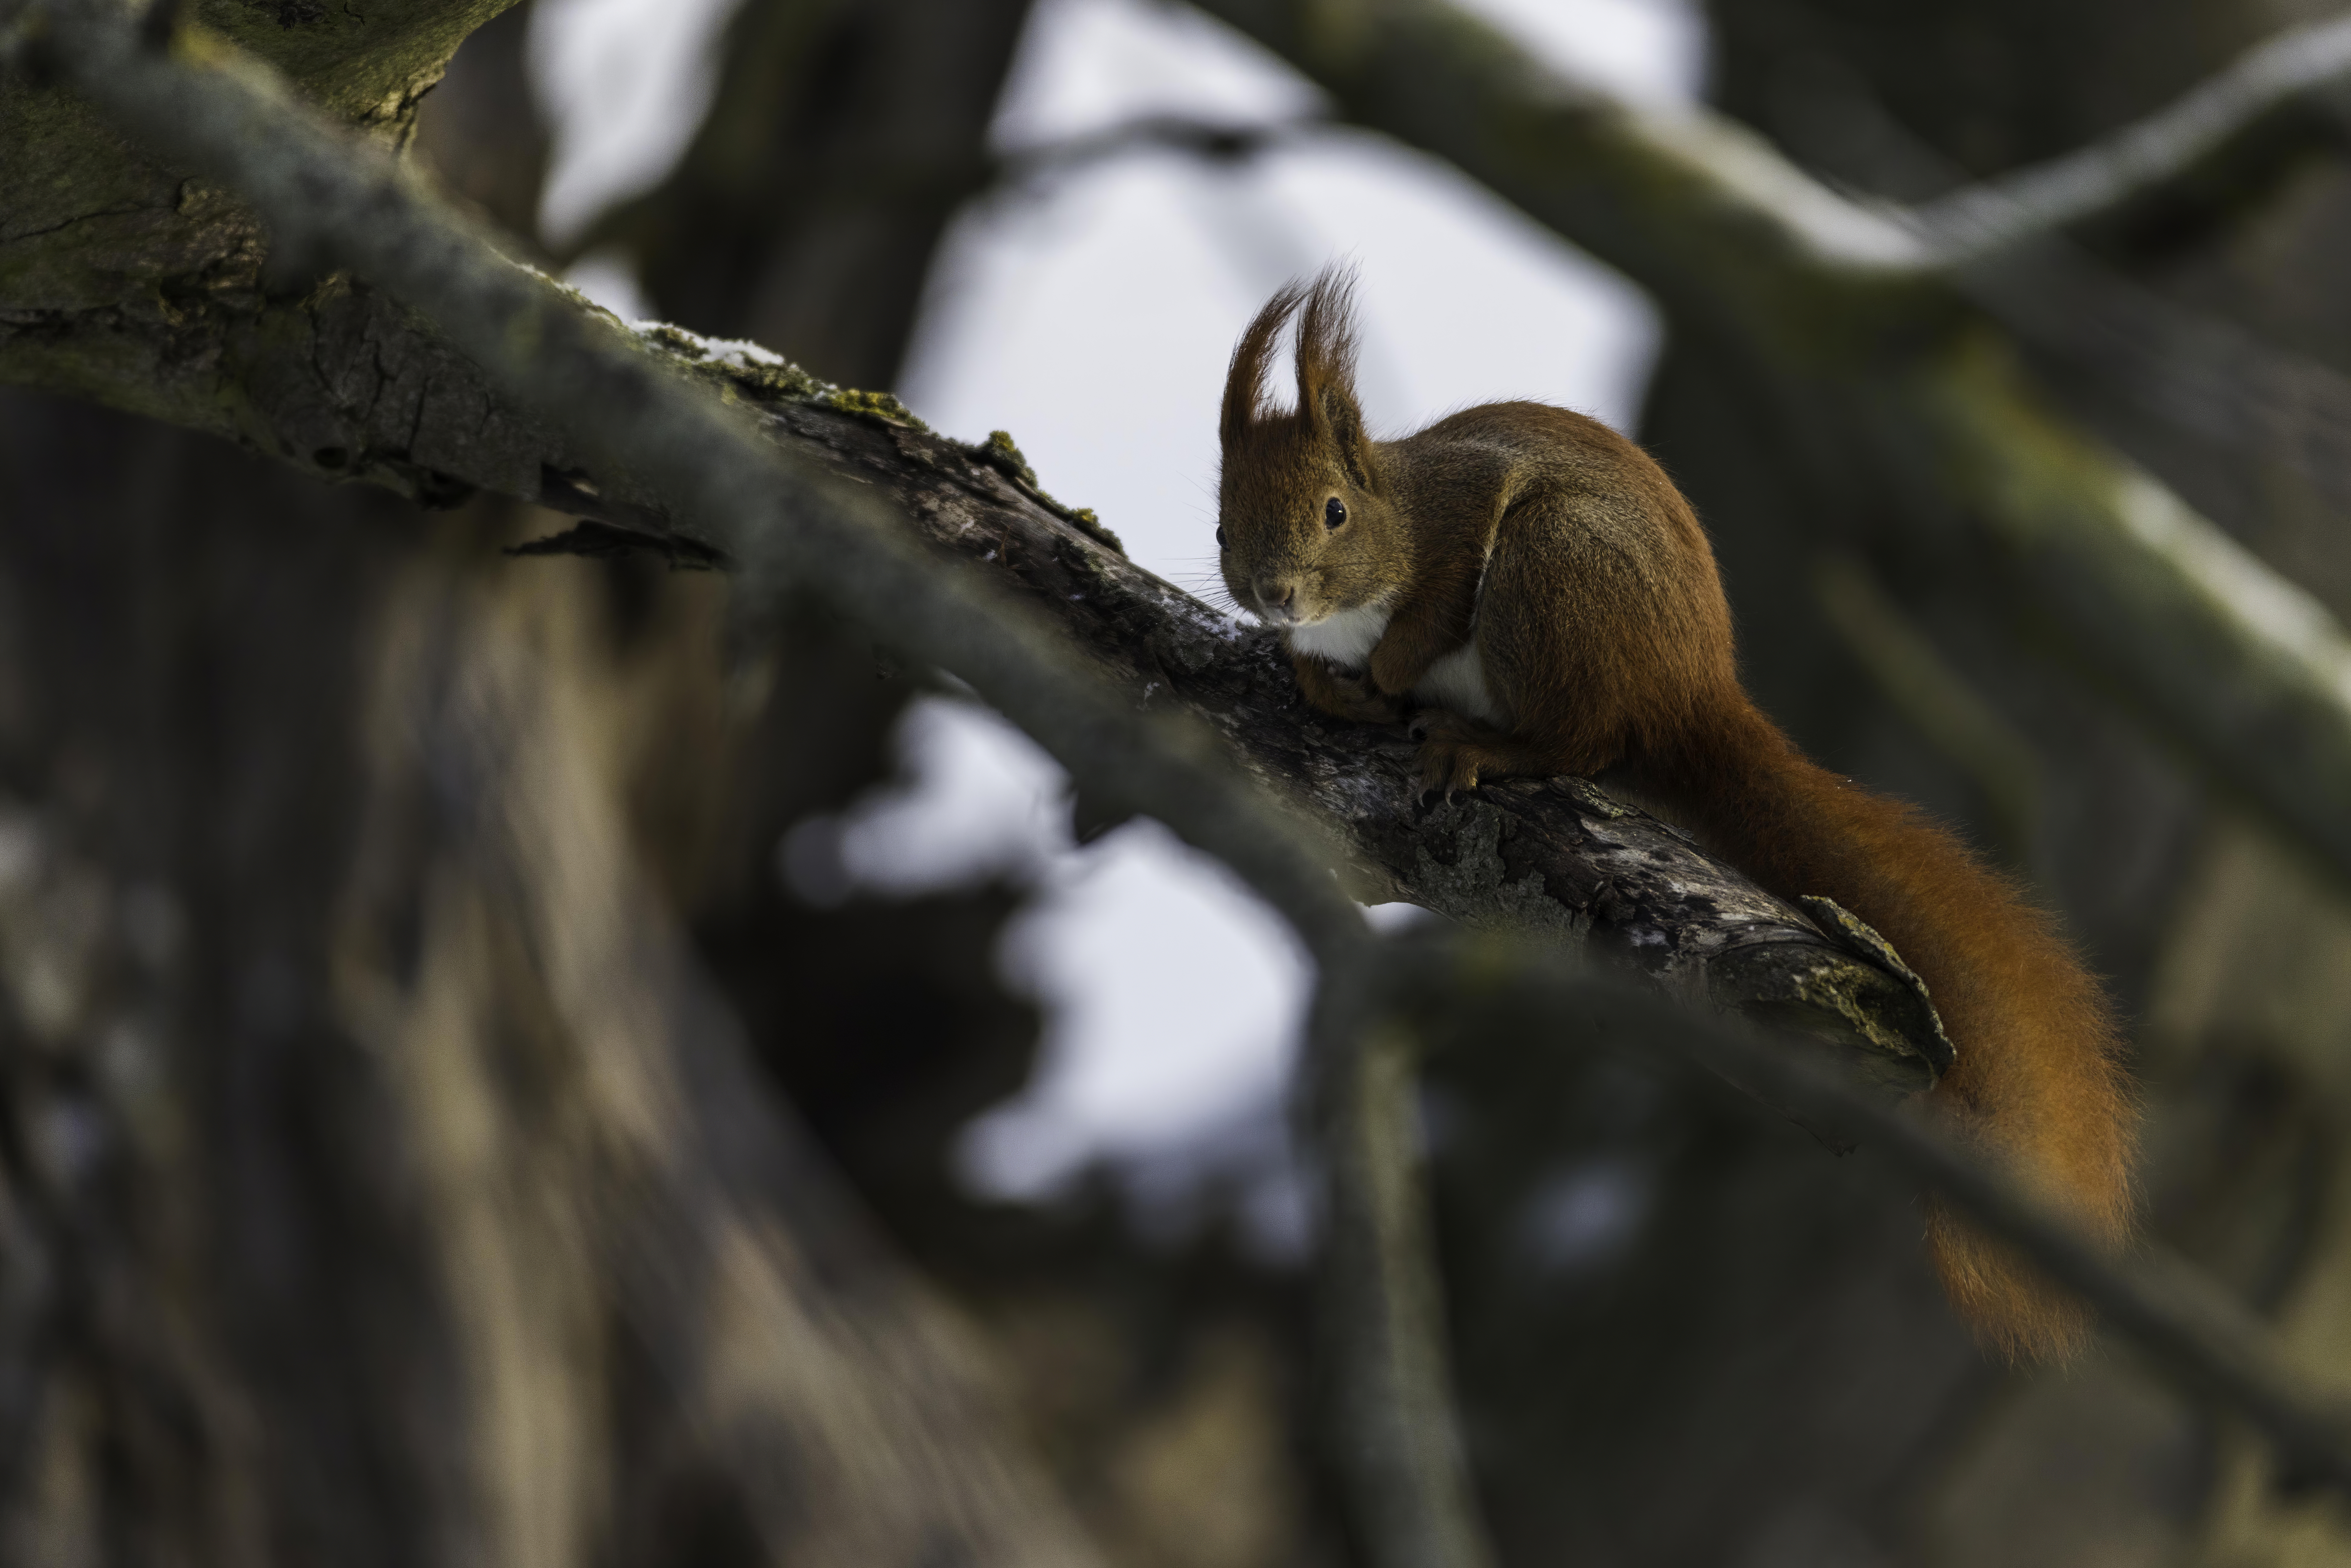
[{"xmin": 1215, "ymin": 268, "xmax": 1406, "ymax": 629}]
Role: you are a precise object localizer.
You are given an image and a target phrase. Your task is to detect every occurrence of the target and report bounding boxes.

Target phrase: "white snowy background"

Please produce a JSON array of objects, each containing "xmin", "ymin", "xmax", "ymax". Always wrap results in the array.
[{"xmin": 525, "ymin": 0, "xmax": 1706, "ymax": 1254}]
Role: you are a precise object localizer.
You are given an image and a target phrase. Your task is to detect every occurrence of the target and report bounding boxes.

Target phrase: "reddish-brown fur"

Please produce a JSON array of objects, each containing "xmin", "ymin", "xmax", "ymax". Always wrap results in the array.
[{"xmin": 1218, "ymin": 270, "xmax": 2134, "ymax": 1359}]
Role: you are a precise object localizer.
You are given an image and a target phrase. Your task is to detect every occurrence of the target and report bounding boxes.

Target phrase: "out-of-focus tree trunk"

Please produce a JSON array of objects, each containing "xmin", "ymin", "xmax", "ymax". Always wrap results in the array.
[
  {"xmin": 0, "ymin": 367, "xmax": 1110, "ymax": 1568},
  {"xmin": 410, "ymin": 1, "xmax": 550, "ymax": 242}
]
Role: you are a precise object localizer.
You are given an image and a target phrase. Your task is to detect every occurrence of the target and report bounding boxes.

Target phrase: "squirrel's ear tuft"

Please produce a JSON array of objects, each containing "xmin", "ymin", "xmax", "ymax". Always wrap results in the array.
[
  {"xmin": 1222, "ymin": 280, "xmax": 1306, "ymax": 450},
  {"xmin": 1295, "ymin": 266, "xmax": 1375, "ymax": 489}
]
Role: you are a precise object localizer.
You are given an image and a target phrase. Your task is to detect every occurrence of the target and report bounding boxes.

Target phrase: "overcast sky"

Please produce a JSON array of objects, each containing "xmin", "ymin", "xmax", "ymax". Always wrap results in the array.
[{"xmin": 526, "ymin": 0, "xmax": 1706, "ymax": 1248}]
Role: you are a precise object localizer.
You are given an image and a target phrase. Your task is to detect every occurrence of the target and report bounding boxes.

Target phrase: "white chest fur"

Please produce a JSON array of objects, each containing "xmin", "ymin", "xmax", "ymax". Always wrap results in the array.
[
  {"xmin": 1286, "ymin": 599, "xmax": 1508, "ymax": 729},
  {"xmin": 1412, "ymin": 641, "xmax": 1506, "ymax": 727},
  {"xmin": 1285, "ymin": 602, "xmax": 1392, "ymax": 669}
]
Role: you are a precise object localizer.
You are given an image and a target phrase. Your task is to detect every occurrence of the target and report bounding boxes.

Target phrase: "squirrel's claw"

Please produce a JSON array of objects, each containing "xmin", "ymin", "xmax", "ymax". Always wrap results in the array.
[{"xmin": 1413, "ymin": 734, "xmax": 1484, "ymax": 804}]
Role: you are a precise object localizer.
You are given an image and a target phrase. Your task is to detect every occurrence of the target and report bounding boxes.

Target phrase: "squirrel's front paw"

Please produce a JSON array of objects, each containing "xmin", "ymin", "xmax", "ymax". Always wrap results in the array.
[
  {"xmin": 1409, "ymin": 708, "xmax": 1481, "ymax": 744},
  {"xmin": 1405, "ymin": 708, "xmax": 1455, "ymax": 743},
  {"xmin": 1326, "ymin": 669, "xmax": 1408, "ymax": 724},
  {"xmin": 1414, "ymin": 734, "xmax": 1487, "ymax": 804}
]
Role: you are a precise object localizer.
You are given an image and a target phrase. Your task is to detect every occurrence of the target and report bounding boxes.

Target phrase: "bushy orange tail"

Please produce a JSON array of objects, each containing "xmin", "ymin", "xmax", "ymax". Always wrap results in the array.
[{"xmin": 1642, "ymin": 702, "xmax": 2137, "ymax": 1359}]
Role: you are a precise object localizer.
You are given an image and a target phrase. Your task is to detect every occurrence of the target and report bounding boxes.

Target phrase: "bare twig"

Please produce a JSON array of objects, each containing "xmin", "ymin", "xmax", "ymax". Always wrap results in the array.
[
  {"xmin": 1031, "ymin": 9, "xmax": 2351, "ymax": 276},
  {"xmin": 995, "ymin": 113, "xmax": 1311, "ymax": 186}
]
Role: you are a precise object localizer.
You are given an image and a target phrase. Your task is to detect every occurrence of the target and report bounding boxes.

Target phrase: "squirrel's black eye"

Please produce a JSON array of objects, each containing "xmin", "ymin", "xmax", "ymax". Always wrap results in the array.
[
  {"xmin": 1325, "ymin": 497, "xmax": 1347, "ymax": 529},
  {"xmin": 1216, "ymin": 525, "xmax": 1228, "ymax": 550}
]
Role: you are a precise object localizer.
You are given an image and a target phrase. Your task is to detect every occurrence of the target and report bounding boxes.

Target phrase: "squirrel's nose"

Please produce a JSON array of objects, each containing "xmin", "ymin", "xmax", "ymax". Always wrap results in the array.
[{"xmin": 1256, "ymin": 579, "xmax": 1297, "ymax": 617}]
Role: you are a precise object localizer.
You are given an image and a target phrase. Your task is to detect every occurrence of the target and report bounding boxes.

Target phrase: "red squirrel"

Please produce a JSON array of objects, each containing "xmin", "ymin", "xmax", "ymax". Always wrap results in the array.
[{"xmin": 1216, "ymin": 270, "xmax": 2134, "ymax": 1359}]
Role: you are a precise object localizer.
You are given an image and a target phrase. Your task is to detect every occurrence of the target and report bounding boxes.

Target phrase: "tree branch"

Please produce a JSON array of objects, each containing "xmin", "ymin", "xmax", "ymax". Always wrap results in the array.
[
  {"xmin": 996, "ymin": 113, "xmax": 1311, "ymax": 185},
  {"xmin": 1750, "ymin": 52, "xmax": 2351, "ymax": 543},
  {"xmin": 1392, "ymin": 928, "xmax": 2351, "ymax": 1494},
  {"xmin": 1961, "ymin": 239, "xmax": 2351, "ymax": 524},
  {"xmin": 1311, "ymin": 974, "xmax": 1500, "ymax": 1568},
  {"xmin": 1906, "ymin": 12, "xmax": 2351, "ymax": 267}
]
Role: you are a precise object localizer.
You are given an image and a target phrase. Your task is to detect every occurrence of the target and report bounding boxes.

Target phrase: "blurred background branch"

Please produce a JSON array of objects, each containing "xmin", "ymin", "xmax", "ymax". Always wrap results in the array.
[{"xmin": 1904, "ymin": 10, "xmax": 2351, "ymax": 267}]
